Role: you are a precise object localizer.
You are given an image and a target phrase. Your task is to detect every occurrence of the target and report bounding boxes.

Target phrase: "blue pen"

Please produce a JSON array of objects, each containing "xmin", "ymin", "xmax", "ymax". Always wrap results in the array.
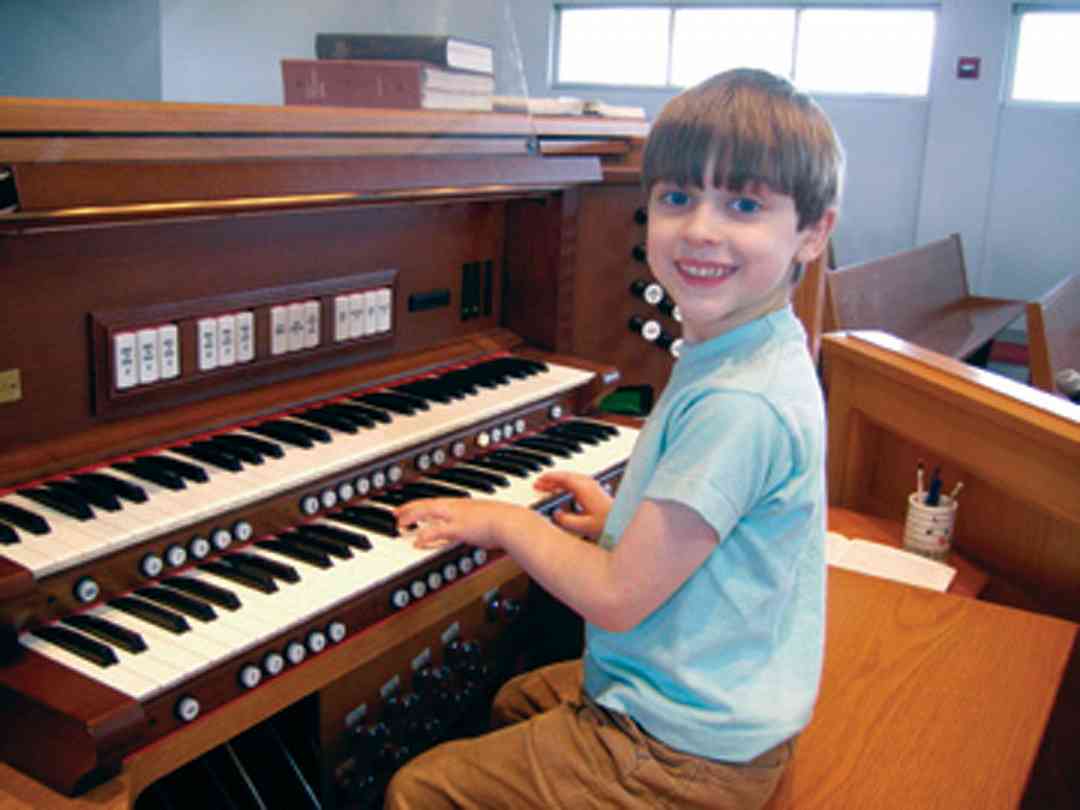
[{"xmin": 925, "ymin": 466, "xmax": 943, "ymax": 506}]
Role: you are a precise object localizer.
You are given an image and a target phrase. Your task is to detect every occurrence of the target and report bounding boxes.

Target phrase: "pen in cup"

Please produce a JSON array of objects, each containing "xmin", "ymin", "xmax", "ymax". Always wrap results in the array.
[
  {"xmin": 917, "ymin": 460, "xmax": 925, "ymax": 500},
  {"xmin": 949, "ymin": 481, "xmax": 965, "ymax": 501},
  {"xmin": 925, "ymin": 466, "xmax": 943, "ymax": 506}
]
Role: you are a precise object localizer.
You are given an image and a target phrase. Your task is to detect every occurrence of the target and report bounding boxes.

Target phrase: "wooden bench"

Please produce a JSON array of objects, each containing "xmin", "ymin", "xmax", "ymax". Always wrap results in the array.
[
  {"xmin": 1027, "ymin": 272, "xmax": 1080, "ymax": 396},
  {"xmin": 825, "ymin": 234, "xmax": 1026, "ymax": 363}
]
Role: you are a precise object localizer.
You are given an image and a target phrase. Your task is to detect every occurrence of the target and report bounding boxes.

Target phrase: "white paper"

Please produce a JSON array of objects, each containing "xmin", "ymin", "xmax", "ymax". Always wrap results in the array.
[{"xmin": 826, "ymin": 531, "xmax": 957, "ymax": 592}]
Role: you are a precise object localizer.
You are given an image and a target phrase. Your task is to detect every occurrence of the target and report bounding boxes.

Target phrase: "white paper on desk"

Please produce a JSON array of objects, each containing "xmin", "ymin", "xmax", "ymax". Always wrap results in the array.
[{"xmin": 825, "ymin": 532, "xmax": 957, "ymax": 592}]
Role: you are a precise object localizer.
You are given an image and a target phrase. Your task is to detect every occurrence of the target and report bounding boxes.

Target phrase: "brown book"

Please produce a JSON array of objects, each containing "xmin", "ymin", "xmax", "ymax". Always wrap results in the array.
[
  {"xmin": 315, "ymin": 33, "xmax": 493, "ymax": 75},
  {"xmin": 281, "ymin": 59, "xmax": 494, "ymax": 111}
]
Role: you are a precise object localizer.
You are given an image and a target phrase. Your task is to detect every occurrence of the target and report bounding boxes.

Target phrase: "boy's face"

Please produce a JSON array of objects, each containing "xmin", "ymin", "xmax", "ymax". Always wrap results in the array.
[{"xmin": 646, "ymin": 160, "xmax": 834, "ymax": 344}]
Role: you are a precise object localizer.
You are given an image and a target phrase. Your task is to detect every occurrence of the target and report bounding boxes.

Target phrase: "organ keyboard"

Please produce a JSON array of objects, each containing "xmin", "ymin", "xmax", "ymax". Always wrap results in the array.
[{"xmin": 0, "ymin": 96, "xmax": 648, "ymax": 808}]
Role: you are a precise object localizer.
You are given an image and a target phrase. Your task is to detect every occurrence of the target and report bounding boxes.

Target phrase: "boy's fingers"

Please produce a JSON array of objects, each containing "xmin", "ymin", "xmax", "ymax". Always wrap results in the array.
[{"xmin": 395, "ymin": 498, "xmax": 450, "ymax": 526}]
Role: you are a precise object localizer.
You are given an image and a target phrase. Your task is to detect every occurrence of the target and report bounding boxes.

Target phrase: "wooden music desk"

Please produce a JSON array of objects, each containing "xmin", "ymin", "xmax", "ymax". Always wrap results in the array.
[{"xmin": 765, "ymin": 568, "xmax": 1076, "ymax": 809}]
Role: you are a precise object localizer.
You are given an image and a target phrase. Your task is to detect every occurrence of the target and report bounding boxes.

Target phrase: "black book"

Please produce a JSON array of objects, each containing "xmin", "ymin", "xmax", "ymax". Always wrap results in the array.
[{"xmin": 315, "ymin": 32, "xmax": 494, "ymax": 75}]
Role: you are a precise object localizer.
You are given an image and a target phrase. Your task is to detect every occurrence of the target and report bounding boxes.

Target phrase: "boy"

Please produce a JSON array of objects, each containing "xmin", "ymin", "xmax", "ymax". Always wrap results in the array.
[{"xmin": 386, "ymin": 68, "xmax": 843, "ymax": 810}]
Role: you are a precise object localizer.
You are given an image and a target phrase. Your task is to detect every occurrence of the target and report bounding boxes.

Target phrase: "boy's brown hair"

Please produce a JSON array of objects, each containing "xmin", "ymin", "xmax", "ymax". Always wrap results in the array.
[{"xmin": 642, "ymin": 68, "xmax": 844, "ymax": 231}]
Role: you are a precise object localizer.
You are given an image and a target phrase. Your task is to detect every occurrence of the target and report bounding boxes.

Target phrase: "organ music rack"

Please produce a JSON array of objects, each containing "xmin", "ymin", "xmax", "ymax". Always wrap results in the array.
[{"xmin": 0, "ymin": 98, "xmax": 650, "ymax": 809}]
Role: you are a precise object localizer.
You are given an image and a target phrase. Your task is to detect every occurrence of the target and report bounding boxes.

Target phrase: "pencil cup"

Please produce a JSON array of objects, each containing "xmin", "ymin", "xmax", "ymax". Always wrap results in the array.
[{"xmin": 902, "ymin": 492, "xmax": 958, "ymax": 561}]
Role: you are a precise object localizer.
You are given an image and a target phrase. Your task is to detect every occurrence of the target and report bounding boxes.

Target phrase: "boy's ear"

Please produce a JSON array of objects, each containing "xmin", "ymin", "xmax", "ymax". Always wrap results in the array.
[{"xmin": 795, "ymin": 208, "xmax": 837, "ymax": 264}]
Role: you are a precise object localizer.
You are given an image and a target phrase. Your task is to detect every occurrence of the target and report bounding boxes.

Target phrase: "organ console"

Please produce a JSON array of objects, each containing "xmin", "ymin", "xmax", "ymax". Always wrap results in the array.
[{"xmin": 0, "ymin": 97, "xmax": 650, "ymax": 808}]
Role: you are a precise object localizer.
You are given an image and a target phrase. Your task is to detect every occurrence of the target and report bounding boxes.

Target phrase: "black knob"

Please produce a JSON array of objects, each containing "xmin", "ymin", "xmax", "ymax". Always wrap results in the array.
[
  {"xmin": 631, "ymin": 244, "xmax": 647, "ymax": 262},
  {"xmin": 657, "ymin": 295, "xmax": 680, "ymax": 320},
  {"xmin": 629, "ymin": 315, "xmax": 661, "ymax": 342},
  {"xmin": 633, "ymin": 207, "xmax": 648, "ymax": 225},
  {"xmin": 630, "ymin": 278, "xmax": 665, "ymax": 306}
]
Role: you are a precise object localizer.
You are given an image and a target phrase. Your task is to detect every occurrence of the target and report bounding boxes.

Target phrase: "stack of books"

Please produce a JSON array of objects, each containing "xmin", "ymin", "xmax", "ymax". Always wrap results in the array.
[{"xmin": 282, "ymin": 33, "xmax": 495, "ymax": 112}]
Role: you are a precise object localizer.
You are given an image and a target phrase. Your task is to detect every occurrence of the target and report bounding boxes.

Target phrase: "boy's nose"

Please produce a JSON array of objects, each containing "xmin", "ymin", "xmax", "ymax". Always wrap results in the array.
[{"xmin": 681, "ymin": 201, "xmax": 722, "ymax": 244}]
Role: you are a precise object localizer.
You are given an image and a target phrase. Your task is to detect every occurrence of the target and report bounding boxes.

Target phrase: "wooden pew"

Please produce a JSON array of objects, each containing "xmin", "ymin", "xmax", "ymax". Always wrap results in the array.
[
  {"xmin": 1027, "ymin": 272, "xmax": 1080, "ymax": 396},
  {"xmin": 791, "ymin": 250, "xmax": 831, "ymax": 366},
  {"xmin": 825, "ymin": 234, "xmax": 1025, "ymax": 363}
]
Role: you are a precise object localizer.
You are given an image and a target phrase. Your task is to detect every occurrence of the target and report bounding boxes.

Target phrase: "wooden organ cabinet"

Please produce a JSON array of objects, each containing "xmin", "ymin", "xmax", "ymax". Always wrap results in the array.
[{"xmin": 0, "ymin": 98, "xmax": 652, "ymax": 809}]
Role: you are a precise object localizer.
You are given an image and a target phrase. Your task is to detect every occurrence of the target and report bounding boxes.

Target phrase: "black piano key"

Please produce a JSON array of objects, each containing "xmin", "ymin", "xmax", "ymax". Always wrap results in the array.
[
  {"xmin": 214, "ymin": 432, "xmax": 285, "ymax": 460},
  {"xmin": 427, "ymin": 469, "xmax": 496, "ymax": 494},
  {"xmin": 435, "ymin": 368, "xmax": 482, "ymax": 395},
  {"xmin": 163, "ymin": 575, "xmax": 242, "ymax": 610},
  {"xmin": 113, "ymin": 459, "xmax": 187, "ymax": 491},
  {"xmin": 565, "ymin": 418, "xmax": 619, "ymax": 438},
  {"xmin": 254, "ymin": 539, "xmax": 333, "ymax": 569},
  {"xmin": 246, "ymin": 420, "xmax": 315, "ymax": 449},
  {"xmin": 369, "ymin": 490, "xmax": 412, "ymax": 507},
  {"xmin": 353, "ymin": 391, "xmax": 427, "ymax": 415},
  {"xmin": 284, "ymin": 419, "xmax": 333, "ymax": 444},
  {"xmin": 17, "ymin": 486, "xmax": 94, "ymax": 520},
  {"xmin": 402, "ymin": 481, "xmax": 472, "ymax": 499},
  {"xmin": 393, "ymin": 378, "xmax": 455, "ymax": 404},
  {"xmin": 292, "ymin": 408, "xmax": 359, "ymax": 435},
  {"xmin": 227, "ymin": 551, "xmax": 302, "ymax": 583},
  {"xmin": 467, "ymin": 457, "xmax": 531, "ymax": 477},
  {"xmin": 544, "ymin": 424, "xmax": 600, "ymax": 445},
  {"xmin": 318, "ymin": 402, "xmax": 377, "ymax": 429},
  {"xmin": 48, "ymin": 479, "xmax": 122, "ymax": 511},
  {"xmin": 173, "ymin": 443, "xmax": 245, "ymax": 473},
  {"xmin": 136, "ymin": 586, "xmax": 217, "ymax": 622},
  {"xmin": 109, "ymin": 595, "xmax": 191, "ymax": 634},
  {"xmin": 513, "ymin": 437, "xmax": 574, "ymax": 458},
  {"xmin": 296, "ymin": 523, "xmax": 372, "ymax": 551},
  {"xmin": 72, "ymin": 471, "xmax": 148, "ymax": 504},
  {"xmin": 63, "ymin": 613, "xmax": 147, "ymax": 654},
  {"xmin": 142, "ymin": 454, "xmax": 209, "ymax": 484},
  {"xmin": 278, "ymin": 529, "xmax": 352, "ymax": 560},
  {"xmin": 489, "ymin": 448, "xmax": 550, "ymax": 469},
  {"xmin": 463, "ymin": 359, "xmax": 513, "ymax": 387},
  {"xmin": 342, "ymin": 401, "xmax": 393, "ymax": 424},
  {"xmin": 0, "ymin": 502, "xmax": 49, "ymax": 534},
  {"xmin": 432, "ymin": 467, "xmax": 508, "ymax": 491},
  {"xmin": 0, "ymin": 522, "xmax": 17, "ymax": 544},
  {"xmin": 32, "ymin": 624, "xmax": 117, "ymax": 667},
  {"xmin": 200, "ymin": 560, "xmax": 278, "ymax": 594},
  {"xmin": 335, "ymin": 505, "xmax": 399, "ymax": 537}
]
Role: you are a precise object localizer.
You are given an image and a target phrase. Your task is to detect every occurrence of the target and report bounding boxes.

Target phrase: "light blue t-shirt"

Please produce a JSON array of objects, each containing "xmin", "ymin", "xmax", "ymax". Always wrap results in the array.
[{"xmin": 583, "ymin": 306, "xmax": 827, "ymax": 762}]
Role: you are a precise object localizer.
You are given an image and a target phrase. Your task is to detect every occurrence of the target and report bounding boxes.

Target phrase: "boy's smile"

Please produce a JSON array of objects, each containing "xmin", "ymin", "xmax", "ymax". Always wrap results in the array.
[{"xmin": 646, "ymin": 161, "xmax": 834, "ymax": 344}]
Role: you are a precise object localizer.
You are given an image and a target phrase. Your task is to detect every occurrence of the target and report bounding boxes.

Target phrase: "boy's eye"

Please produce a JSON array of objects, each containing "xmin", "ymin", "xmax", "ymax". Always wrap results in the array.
[
  {"xmin": 658, "ymin": 189, "xmax": 691, "ymax": 207},
  {"xmin": 729, "ymin": 197, "xmax": 762, "ymax": 214}
]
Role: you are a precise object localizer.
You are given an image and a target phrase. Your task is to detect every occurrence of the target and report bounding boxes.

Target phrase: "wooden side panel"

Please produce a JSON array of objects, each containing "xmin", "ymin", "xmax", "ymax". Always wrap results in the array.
[
  {"xmin": 569, "ymin": 180, "xmax": 675, "ymax": 399},
  {"xmin": 822, "ymin": 330, "xmax": 1080, "ymax": 619}
]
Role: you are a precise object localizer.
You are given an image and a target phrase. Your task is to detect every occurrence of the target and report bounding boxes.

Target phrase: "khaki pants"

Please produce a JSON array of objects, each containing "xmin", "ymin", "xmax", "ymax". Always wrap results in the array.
[{"xmin": 384, "ymin": 659, "xmax": 792, "ymax": 810}]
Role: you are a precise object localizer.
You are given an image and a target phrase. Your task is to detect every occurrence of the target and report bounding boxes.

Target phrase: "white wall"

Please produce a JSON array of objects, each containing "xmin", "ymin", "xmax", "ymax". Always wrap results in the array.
[{"xmin": 159, "ymin": 0, "xmax": 531, "ymax": 103}]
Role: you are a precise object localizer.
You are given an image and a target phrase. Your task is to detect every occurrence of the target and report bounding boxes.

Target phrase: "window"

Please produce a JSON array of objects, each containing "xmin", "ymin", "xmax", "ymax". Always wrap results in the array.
[
  {"xmin": 796, "ymin": 9, "xmax": 935, "ymax": 95},
  {"xmin": 671, "ymin": 9, "xmax": 796, "ymax": 86},
  {"xmin": 1011, "ymin": 7, "xmax": 1080, "ymax": 103},
  {"xmin": 555, "ymin": 4, "xmax": 937, "ymax": 96}
]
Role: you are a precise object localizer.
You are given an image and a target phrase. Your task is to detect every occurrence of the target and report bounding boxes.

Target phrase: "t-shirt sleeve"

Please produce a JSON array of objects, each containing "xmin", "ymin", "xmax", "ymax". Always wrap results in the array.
[{"xmin": 643, "ymin": 391, "xmax": 796, "ymax": 544}]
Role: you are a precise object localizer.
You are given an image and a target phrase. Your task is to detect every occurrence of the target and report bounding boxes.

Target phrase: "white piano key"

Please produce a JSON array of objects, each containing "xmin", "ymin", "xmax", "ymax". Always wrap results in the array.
[{"xmin": 20, "ymin": 631, "xmax": 160, "ymax": 699}]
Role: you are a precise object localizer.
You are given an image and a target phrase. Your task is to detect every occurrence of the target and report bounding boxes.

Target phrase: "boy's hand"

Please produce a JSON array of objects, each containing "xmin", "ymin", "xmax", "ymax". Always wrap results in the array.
[
  {"xmin": 395, "ymin": 498, "xmax": 542, "ymax": 550},
  {"xmin": 532, "ymin": 471, "xmax": 612, "ymax": 539}
]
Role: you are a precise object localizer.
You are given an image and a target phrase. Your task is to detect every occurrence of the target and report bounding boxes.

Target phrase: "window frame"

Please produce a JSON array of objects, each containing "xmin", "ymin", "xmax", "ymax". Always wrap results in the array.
[{"xmin": 551, "ymin": 2, "xmax": 939, "ymax": 98}]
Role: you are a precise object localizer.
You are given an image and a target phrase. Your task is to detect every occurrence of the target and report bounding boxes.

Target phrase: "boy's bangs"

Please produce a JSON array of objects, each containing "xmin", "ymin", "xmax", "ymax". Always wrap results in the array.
[{"xmin": 644, "ymin": 115, "xmax": 801, "ymax": 198}]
